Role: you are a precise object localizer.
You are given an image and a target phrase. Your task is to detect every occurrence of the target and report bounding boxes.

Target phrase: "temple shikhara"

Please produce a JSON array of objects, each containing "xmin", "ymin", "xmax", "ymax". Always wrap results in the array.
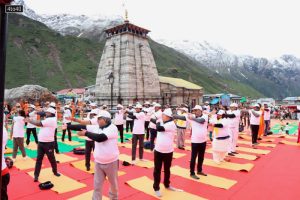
[{"xmin": 94, "ymin": 17, "xmax": 203, "ymax": 106}]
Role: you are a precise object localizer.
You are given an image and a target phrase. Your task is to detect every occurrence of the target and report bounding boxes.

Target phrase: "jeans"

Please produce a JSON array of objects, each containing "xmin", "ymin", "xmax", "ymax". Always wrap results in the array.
[
  {"xmin": 85, "ymin": 140, "xmax": 95, "ymax": 168},
  {"xmin": 26, "ymin": 128, "xmax": 38, "ymax": 145},
  {"xmin": 132, "ymin": 134, "xmax": 145, "ymax": 160},
  {"xmin": 251, "ymin": 125, "xmax": 260, "ymax": 144},
  {"xmin": 150, "ymin": 128, "xmax": 157, "ymax": 150},
  {"xmin": 190, "ymin": 142, "xmax": 206, "ymax": 175},
  {"xmin": 116, "ymin": 125, "xmax": 124, "ymax": 143},
  {"xmin": 153, "ymin": 150, "xmax": 173, "ymax": 191}
]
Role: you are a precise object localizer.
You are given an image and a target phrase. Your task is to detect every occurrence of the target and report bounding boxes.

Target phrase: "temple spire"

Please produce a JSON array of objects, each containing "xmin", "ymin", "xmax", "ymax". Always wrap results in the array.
[{"xmin": 122, "ymin": 1, "xmax": 129, "ymax": 23}]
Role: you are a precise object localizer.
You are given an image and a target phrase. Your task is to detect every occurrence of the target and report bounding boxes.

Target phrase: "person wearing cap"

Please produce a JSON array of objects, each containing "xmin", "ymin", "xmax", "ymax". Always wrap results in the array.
[
  {"xmin": 1, "ymin": 124, "xmax": 10, "ymax": 200},
  {"xmin": 143, "ymin": 102, "xmax": 151, "ymax": 140},
  {"xmin": 62, "ymin": 105, "xmax": 73, "ymax": 142},
  {"xmin": 210, "ymin": 110, "xmax": 231, "ymax": 164},
  {"xmin": 263, "ymin": 103, "xmax": 271, "ymax": 136},
  {"xmin": 25, "ymin": 107, "xmax": 61, "ymax": 182},
  {"xmin": 127, "ymin": 104, "xmax": 146, "ymax": 164},
  {"xmin": 26, "ymin": 104, "xmax": 38, "ymax": 146},
  {"xmin": 75, "ymin": 111, "xmax": 119, "ymax": 200},
  {"xmin": 114, "ymin": 104, "xmax": 125, "ymax": 143},
  {"xmin": 227, "ymin": 103, "xmax": 241, "ymax": 156},
  {"xmin": 203, "ymin": 101, "xmax": 211, "ymax": 112},
  {"xmin": 175, "ymin": 107, "xmax": 189, "ymax": 150},
  {"xmin": 125, "ymin": 104, "xmax": 135, "ymax": 133},
  {"xmin": 11, "ymin": 109, "xmax": 27, "ymax": 162},
  {"xmin": 153, "ymin": 108, "xmax": 182, "ymax": 197},
  {"xmin": 48, "ymin": 102, "xmax": 60, "ymax": 153},
  {"xmin": 187, "ymin": 105, "xmax": 208, "ymax": 179},
  {"xmin": 149, "ymin": 103, "xmax": 163, "ymax": 151},
  {"xmin": 249, "ymin": 104, "xmax": 262, "ymax": 146},
  {"xmin": 89, "ymin": 102, "xmax": 100, "ymax": 116}
]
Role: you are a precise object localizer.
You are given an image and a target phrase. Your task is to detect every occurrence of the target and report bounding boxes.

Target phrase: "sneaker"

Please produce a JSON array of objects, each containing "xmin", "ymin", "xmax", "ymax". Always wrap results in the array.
[
  {"xmin": 86, "ymin": 167, "xmax": 90, "ymax": 171},
  {"xmin": 197, "ymin": 171, "xmax": 207, "ymax": 176},
  {"xmin": 34, "ymin": 177, "xmax": 38, "ymax": 182},
  {"xmin": 190, "ymin": 174, "xmax": 200, "ymax": 179},
  {"xmin": 228, "ymin": 152, "xmax": 235, "ymax": 156},
  {"xmin": 154, "ymin": 190, "xmax": 162, "ymax": 197},
  {"xmin": 54, "ymin": 172, "xmax": 61, "ymax": 177},
  {"xmin": 131, "ymin": 160, "xmax": 136, "ymax": 165},
  {"xmin": 166, "ymin": 186, "xmax": 183, "ymax": 192}
]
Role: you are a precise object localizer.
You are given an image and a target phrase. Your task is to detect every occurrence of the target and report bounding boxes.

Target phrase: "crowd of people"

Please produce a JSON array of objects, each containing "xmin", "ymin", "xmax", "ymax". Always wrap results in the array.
[{"xmin": 1, "ymin": 99, "xmax": 300, "ymax": 200}]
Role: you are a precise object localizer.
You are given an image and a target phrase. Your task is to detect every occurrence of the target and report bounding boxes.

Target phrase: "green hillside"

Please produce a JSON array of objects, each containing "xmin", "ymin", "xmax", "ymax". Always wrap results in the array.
[{"xmin": 5, "ymin": 14, "xmax": 264, "ymax": 98}]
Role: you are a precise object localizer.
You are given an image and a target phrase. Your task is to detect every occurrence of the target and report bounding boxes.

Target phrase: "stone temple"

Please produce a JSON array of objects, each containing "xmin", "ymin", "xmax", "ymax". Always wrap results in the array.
[
  {"xmin": 95, "ymin": 19, "xmax": 161, "ymax": 106},
  {"xmin": 94, "ymin": 19, "xmax": 203, "ymax": 107}
]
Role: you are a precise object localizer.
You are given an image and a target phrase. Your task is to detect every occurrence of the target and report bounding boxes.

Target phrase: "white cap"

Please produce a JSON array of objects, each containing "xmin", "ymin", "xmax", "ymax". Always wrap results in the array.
[
  {"xmin": 163, "ymin": 108, "xmax": 173, "ymax": 117},
  {"xmin": 97, "ymin": 110, "xmax": 111, "ymax": 118},
  {"xmin": 135, "ymin": 104, "xmax": 143, "ymax": 109},
  {"xmin": 144, "ymin": 101, "xmax": 150, "ymax": 105},
  {"xmin": 29, "ymin": 104, "xmax": 35, "ymax": 109},
  {"xmin": 128, "ymin": 104, "xmax": 133, "ymax": 107},
  {"xmin": 90, "ymin": 109, "xmax": 98, "ymax": 115},
  {"xmin": 16, "ymin": 103, "xmax": 21, "ymax": 106},
  {"xmin": 192, "ymin": 105, "xmax": 202, "ymax": 111},
  {"xmin": 205, "ymin": 101, "xmax": 209, "ymax": 104},
  {"xmin": 90, "ymin": 103, "xmax": 97, "ymax": 107},
  {"xmin": 50, "ymin": 102, "xmax": 56, "ymax": 107},
  {"xmin": 102, "ymin": 104, "xmax": 107, "ymax": 108},
  {"xmin": 182, "ymin": 107, "xmax": 188, "ymax": 113},
  {"xmin": 64, "ymin": 105, "xmax": 70, "ymax": 108},
  {"xmin": 217, "ymin": 110, "xmax": 225, "ymax": 115},
  {"xmin": 230, "ymin": 103, "xmax": 238, "ymax": 107},
  {"xmin": 116, "ymin": 104, "xmax": 123, "ymax": 108},
  {"xmin": 154, "ymin": 103, "xmax": 161, "ymax": 107},
  {"xmin": 254, "ymin": 104, "xmax": 260, "ymax": 107},
  {"xmin": 45, "ymin": 107, "xmax": 56, "ymax": 114}
]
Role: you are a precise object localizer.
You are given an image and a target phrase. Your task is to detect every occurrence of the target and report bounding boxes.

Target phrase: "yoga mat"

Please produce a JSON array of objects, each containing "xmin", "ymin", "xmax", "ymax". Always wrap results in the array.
[
  {"xmin": 55, "ymin": 154, "xmax": 78, "ymax": 163},
  {"xmin": 206, "ymin": 149, "xmax": 258, "ymax": 161},
  {"xmin": 119, "ymin": 143, "xmax": 186, "ymax": 159},
  {"xmin": 279, "ymin": 140, "xmax": 300, "ymax": 146},
  {"xmin": 238, "ymin": 140, "xmax": 276, "ymax": 148},
  {"xmin": 4, "ymin": 148, "xmax": 13, "ymax": 154},
  {"xmin": 236, "ymin": 147, "xmax": 271, "ymax": 155},
  {"xmin": 203, "ymin": 159, "xmax": 254, "ymax": 172},
  {"xmin": 239, "ymin": 135, "xmax": 275, "ymax": 142},
  {"xmin": 70, "ymin": 160, "xmax": 126, "ymax": 176},
  {"xmin": 126, "ymin": 176, "xmax": 207, "ymax": 200},
  {"xmin": 27, "ymin": 168, "xmax": 86, "ymax": 194},
  {"xmin": 60, "ymin": 140, "xmax": 83, "ymax": 146},
  {"xmin": 171, "ymin": 165, "xmax": 237, "ymax": 189},
  {"xmin": 25, "ymin": 142, "xmax": 38, "ymax": 150},
  {"xmin": 69, "ymin": 191, "xmax": 109, "ymax": 200},
  {"xmin": 14, "ymin": 157, "xmax": 39, "ymax": 170},
  {"xmin": 119, "ymin": 154, "xmax": 154, "ymax": 168}
]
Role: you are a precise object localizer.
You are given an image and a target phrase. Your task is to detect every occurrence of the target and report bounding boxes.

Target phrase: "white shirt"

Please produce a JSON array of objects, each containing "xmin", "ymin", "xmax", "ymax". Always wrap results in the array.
[
  {"xmin": 143, "ymin": 107, "xmax": 151, "ymax": 122},
  {"xmin": 88, "ymin": 123, "xmax": 119, "ymax": 164},
  {"xmin": 149, "ymin": 110, "xmax": 162, "ymax": 129},
  {"xmin": 126, "ymin": 108, "xmax": 135, "ymax": 121},
  {"xmin": 132, "ymin": 112, "xmax": 145, "ymax": 134},
  {"xmin": 3, "ymin": 113, "xmax": 6, "ymax": 127},
  {"xmin": 211, "ymin": 117, "xmax": 230, "ymax": 138},
  {"xmin": 27, "ymin": 111, "xmax": 37, "ymax": 128},
  {"xmin": 2, "ymin": 126, "xmax": 8, "ymax": 171},
  {"xmin": 264, "ymin": 109, "xmax": 271, "ymax": 121},
  {"xmin": 114, "ymin": 110, "xmax": 124, "ymax": 125},
  {"xmin": 189, "ymin": 114, "xmax": 208, "ymax": 143},
  {"xmin": 155, "ymin": 120, "xmax": 177, "ymax": 153},
  {"xmin": 38, "ymin": 117, "xmax": 57, "ymax": 142},
  {"xmin": 227, "ymin": 110, "xmax": 241, "ymax": 128},
  {"xmin": 63, "ymin": 109, "xmax": 72, "ymax": 124},
  {"xmin": 90, "ymin": 116, "xmax": 98, "ymax": 125},
  {"xmin": 12, "ymin": 116, "xmax": 25, "ymax": 138},
  {"xmin": 249, "ymin": 110, "xmax": 261, "ymax": 125}
]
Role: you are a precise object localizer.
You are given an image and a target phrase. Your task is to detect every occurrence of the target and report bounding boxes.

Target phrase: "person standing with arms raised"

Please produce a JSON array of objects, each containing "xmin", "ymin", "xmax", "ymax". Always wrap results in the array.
[{"xmin": 25, "ymin": 107, "xmax": 61, "ymax": 182}]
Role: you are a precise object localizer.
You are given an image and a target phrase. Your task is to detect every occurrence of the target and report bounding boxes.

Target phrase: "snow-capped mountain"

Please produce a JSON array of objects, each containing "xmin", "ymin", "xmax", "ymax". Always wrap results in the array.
[
  {"xmin": 12, "ymin": 0, "xmax": 123, "ymax": 41},
  {"xmin": 158, "ymin": 39, "xmax": 300, "ymax": 98}
]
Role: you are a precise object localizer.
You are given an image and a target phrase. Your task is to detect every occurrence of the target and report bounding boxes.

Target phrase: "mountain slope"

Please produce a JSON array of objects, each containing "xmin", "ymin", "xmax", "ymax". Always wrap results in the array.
[{"xmin": 6, "ymin": 14, "xmax": 264, "ymax": 98}]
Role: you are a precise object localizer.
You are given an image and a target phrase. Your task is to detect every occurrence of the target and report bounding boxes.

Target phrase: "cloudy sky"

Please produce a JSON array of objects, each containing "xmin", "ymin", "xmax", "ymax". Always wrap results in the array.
[{"xmin": 25, "ymin": 0, "xmax": 300, "ymax": 58}]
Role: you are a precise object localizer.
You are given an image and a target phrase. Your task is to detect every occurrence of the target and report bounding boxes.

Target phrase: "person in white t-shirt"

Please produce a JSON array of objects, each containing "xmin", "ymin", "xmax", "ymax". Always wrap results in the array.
[
  {"xmin": 62, "ymin": 105, "xmax": 73, "ymax": 142},
  {"xmin": 143, "ymin": 102, "xmax": 151, "ymax": 140},
  {"xmin": 11, "ymin": 110, "xmax": 27, "ymax": 161},
  {"xmin": 249, "ymin": 104, "xmax": 262, "ymax": 146},
  {"xmin": 125, "ymin": 104, "xmax": 135, "ymax": 133},
  {"xmin": 210, "ymin": 110, "xmax": 231, "ymax": 164},
  {"xmin": 25, "ymin": 107, "xmax": 61, "ymax": 182},
  {"xmin": 114, "ymin": 104, "xmax": 125, "ymax": 143},
  {"xmin": 2, "ymin": 125, "xmax": 10, "ymax": 200},
  {"xmin": 263, "ymin": 103, "xmax": 271, "ymax": 136},
  {"xmin": 226, "ymin": 103, "xmax": 241, "ymax": 155},
  {"xmin": 77, "ymin": 111, "xmax": 119, "ymax": 200},
  {"xmin": 153, "ymin": 108, "xmax": 182, "ymax": 197},
  {"xmin": 187, "ymin": 105, "xmax": 208, "ymax": 179},
  {"xmin": 26, "ymin": 104, "xmax": 38, "ymax": 145},
  {"xmin": 149, "ymin": 104, "xmax": 162, "ymax": 150},
  {"xmin": 127, "ymin": 104, "xmax": 146, "ymax": 164}
]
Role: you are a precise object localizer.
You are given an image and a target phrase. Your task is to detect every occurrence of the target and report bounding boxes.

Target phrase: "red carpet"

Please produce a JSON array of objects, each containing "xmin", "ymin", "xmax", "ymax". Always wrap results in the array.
[{"xmin": 7, "ymin": 133, "xmax": 300, "ymax": 200}]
